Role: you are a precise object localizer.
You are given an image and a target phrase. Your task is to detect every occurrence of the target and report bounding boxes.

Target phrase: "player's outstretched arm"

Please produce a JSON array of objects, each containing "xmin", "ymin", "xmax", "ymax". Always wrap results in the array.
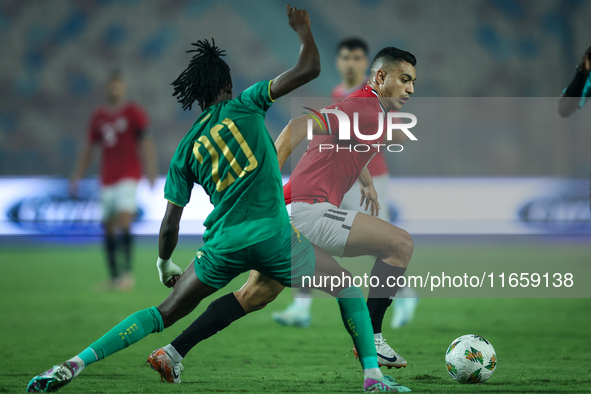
[
  {"xmin": 269, "ymin": 4, "xmax": 320, "ymax": 101},
  {"xmin": 69, "ymin": 142, "xmax": 95, "ymax": 195},
  {"xmin": 275, "ymin": 114, "xmax": 323, "ymax": 169},
  {"xmin": 158, "ymin": 202, "xmax": 184, "ymax": 287},
  {"xmin": 559, "ymin": 46, "xmax": 591, "ymax": 118}
]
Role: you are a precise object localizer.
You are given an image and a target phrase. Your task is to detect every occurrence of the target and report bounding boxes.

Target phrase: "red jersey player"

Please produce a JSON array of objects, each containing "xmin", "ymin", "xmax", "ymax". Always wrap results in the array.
[
  {"xmin": 332, "ymin": 38, "xmax": 391, "ymax": 223},
  {"xmin": 273, "ymin": 39, "xmax": 419, "ymax": 334},
  {"xmin": 230, "ymin": 47, "xmax": 417, "ymax": 370},
  {"xmin": 70, "ymin": 71, "xmax": 157, "ymax": 291},
  {"xmin": 333, "ymin": 40, "xmax": 418, "ymax": 333}
]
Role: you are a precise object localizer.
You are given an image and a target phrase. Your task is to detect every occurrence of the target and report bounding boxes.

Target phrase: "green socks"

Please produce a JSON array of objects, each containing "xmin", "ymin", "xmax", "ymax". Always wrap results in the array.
[
  {"xmin": 78, "ymin": 306, "xmax": 164, "ymax": 366},
  {"xmin": 336, "ymin": 287, "xmax": 379, "ymax": 370}
]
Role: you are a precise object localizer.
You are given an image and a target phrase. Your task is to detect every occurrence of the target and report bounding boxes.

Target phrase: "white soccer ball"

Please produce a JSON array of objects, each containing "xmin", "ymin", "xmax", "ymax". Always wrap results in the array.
[{"xmin": 445, "ymin": 334, "xmax": 497, "ymax": 383}]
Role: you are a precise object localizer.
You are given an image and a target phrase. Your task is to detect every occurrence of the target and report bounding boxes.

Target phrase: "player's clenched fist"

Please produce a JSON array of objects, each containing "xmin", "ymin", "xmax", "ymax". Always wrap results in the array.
[
  {"xmin": 157, "ymin": 257, "xmax": 182, "ymax": 288},
  {"xmin": 286, "ymin": 4, "xmax": 311, "ymax": 32}
]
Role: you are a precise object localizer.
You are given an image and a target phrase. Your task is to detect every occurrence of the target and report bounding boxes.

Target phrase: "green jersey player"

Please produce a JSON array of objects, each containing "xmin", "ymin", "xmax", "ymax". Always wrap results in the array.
[
  {"xmin": 27, "ymin": 5, "xmax": 409, "ymax": 393},
  {"xmin": 165, "ymin": 79, "xmax": 288, "ymax": 253}
]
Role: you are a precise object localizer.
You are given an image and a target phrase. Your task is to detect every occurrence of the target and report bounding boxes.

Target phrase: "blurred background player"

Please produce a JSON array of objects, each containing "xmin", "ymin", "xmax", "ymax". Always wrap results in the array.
[
  {"xmin": 272, "ymin": 38, "xmax": 419, "ymax": 330},
  {"xmin": 558, "ymin": 45, "xmax": 591, "ymax": 213},
  {"xmin": 70, "ymin": 70, "xmax": 157, "ymax": 291},
  {"xmin": 331, "ymin": 37, "xmax": 370, "ymax": 99}
]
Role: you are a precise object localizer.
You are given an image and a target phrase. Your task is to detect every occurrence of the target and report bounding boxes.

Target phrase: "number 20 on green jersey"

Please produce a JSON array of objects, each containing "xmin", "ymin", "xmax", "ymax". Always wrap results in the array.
[{"xmin": 193, "ymin": 118, "xmax": 258, "ymax": 192}]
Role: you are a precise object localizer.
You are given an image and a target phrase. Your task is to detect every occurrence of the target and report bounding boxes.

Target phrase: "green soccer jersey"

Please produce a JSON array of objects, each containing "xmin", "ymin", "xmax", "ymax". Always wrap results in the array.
[{"xmin": 164, "ymin": 80, "xmax": 290, "ymax": 253}]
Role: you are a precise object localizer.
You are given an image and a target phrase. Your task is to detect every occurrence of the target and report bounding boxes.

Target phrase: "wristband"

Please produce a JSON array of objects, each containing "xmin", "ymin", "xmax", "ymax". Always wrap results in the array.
[{"xmin": 157, "ymin": 257, "xmax": 171, "ymax": 268}]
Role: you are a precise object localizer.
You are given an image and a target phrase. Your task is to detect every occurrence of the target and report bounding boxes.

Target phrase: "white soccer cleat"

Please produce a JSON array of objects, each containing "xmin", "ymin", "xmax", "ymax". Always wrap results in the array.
[
  {"xmin": 27, "ymin": 361, "xmax": 80, "ymax": 392},
  {"xmin": 147, "ymin": 348, "xmax": 184, "ymax": 383},
  {"xmin": 375, "ymin": 337, "xmax": 407, "ymax": 368},
  {"xmin": 354, "ymin": 337, "xmax": 407, "ymax": 369},
  {"xmin": 391, "ymin": 289, "xmax": 419, "ymax": 329},
  {"xmin": 271, "ymin": 303, "xmax": 311, "ymax": 328}
]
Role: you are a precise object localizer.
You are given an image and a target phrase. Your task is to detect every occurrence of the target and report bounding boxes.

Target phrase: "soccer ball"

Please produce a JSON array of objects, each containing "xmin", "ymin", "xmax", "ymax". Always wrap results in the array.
[{"xmin": 445, "ymin": 334, "xmax": 497, "ymax": 383}]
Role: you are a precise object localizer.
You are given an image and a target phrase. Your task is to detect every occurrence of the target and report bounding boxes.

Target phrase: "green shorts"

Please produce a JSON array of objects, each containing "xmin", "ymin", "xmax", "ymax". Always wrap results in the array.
[{"xmin": 194, "ymin": 223, "xmax": 316, "ymax": 289}]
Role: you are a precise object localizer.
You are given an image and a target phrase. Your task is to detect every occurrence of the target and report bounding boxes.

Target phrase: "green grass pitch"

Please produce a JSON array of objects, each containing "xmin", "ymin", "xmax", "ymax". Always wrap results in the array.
[{"xmin": 1, "ymin": 236, "xmax": 590, "ymax": 393}]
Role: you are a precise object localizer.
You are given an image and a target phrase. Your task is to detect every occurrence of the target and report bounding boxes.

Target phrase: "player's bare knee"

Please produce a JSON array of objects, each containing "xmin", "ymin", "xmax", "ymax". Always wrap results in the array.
[
  {"xmin": 396, "ymin": 230, "xmax": 414, "ymax": 267},
  {"xmin": 104, "ymin": 223, "xmax": 116, "ymax": 235},
  {"xmin": 400, "ymin": 230, "xmax": 414, "ymax": 263},
  {"xmin": 118, "ymin": 213, "xmax": 133, "ymax": 230},
  {"xmin": 233, "ymin": 288, "xmax": 254, "ymax": 312},
  {"xmin": 383, "ymin": 230, "xmax": 413, "ymax": 268},
  {"xmin": 235, "ymin": 286, "xmax": 276, "ymax": 314}
]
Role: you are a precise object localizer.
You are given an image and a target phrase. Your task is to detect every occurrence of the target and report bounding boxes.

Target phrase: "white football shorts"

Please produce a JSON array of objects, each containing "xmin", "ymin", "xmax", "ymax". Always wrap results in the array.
[
  {"xmin": 100, "ymin": 178, "xmax": 138, "ymax": 221},
  {"xmin": 288, "ymin": 202, "xmax": 358, "ymax": 258}
]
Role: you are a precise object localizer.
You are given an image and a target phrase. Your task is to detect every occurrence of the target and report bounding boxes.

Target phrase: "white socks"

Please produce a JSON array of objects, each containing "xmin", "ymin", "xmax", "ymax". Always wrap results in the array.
[
  {"xmin": 294, "ymin": 296, "xmax": 312, "ymax": 310},
  {"xmin": 363, "ymin": 367, "xmax": 383, "ymax": 380},
  {"xmin": 66, "ymin": 355, "xmax": 85, "ymax": 378},
  {"xmin": 164, "ymin": 344, "xmax": 183, "ymax": 363}
]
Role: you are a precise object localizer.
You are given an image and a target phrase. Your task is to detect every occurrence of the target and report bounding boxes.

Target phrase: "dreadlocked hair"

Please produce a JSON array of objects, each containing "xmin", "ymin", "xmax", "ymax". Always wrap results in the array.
[{"xmin": 172, "ymin": 38, "xmax": 232, "ymax": 111}]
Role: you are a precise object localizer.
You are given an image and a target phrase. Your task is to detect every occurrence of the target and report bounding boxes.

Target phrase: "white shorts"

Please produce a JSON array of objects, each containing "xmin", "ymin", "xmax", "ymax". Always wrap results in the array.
[
  {"xmin": 288, "ymin": 202, "xmax": 358, "ymax": 258},
  {"xmin": 100, "ymin": 179, "xmax": 138, "ymax": 221},
  {"xmin": 339, "ymin": 174, "xmax": 391, "ymax": 222}
]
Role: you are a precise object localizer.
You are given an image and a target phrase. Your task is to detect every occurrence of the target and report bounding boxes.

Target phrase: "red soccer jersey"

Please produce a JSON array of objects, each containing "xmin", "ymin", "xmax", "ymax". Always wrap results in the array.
[
  {"xmin": 87, "ymin": 102, "xmax": 149, "ymax": 186},
  {"xmin": 331, "ymin": 80, "xmax": 388, "ymax": 177},
  {"xmin": 285, "ymin": 86, "xmax": 386, "ymax": 206}
]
